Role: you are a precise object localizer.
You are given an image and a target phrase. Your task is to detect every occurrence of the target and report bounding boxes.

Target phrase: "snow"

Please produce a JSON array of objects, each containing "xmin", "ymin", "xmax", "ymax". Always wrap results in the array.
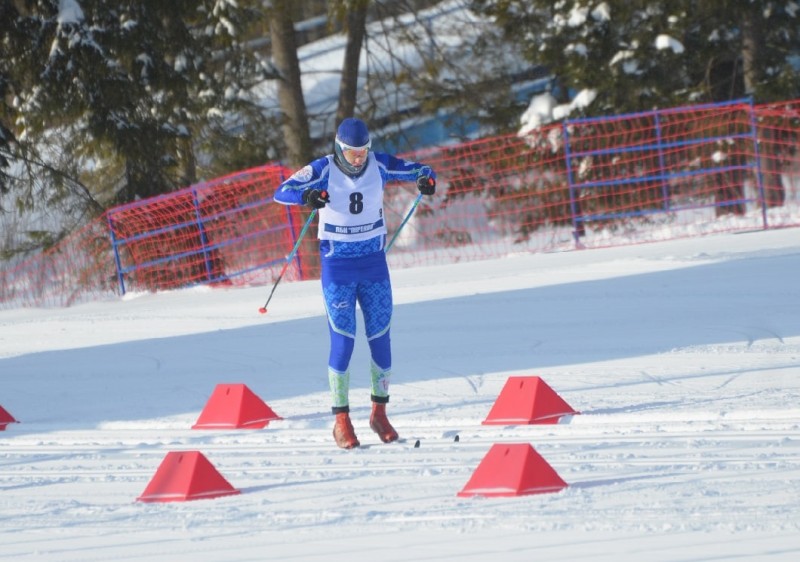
[
  {"xmin": 655, "ymin": 34, "xmax": 685, "ymax": 54},
  {"xmin": 592, "ymin": 3, "xmax": 611, "ymax": 22},
  {"xmin": 57, "ymin": 0, "xmax": 84, "ymax": 25},
  {"xmin": 2, "ymin": 227, "xmax": 800, "ymax": 561},
  {"xmin": 518, "ymin": 92, "xmax": 558, "ymax": 134},
  {"xmin": 523, "ymin": 88, "xmax": 598, "ymax": 130},
  {"xmin": 252, "ymin": 0, "xmax": 526, "ymax": 140}
]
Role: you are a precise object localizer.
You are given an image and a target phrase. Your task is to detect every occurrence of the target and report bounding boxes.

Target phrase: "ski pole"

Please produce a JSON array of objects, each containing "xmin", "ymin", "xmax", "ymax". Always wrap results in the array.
[
  {"xmin": 385, "ymin": 192, "xmax": 423, "ymax": 253},
  {"xmin": 258, "ymin": 208, "xmax": 317, "ymax": 314}
]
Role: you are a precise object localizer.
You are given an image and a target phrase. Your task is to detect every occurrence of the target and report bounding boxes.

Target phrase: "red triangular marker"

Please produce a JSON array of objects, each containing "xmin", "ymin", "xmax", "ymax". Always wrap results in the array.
[
  {"xmin": 457, "ymin": 443, "xmax": 567, "ymax": 498},
  {"xmin": 482, "ymin": 376, "xmax": 579, "ymax": 425},
  {"xmin": 192, "ymin": 383, "xmax": 282, "ymax": 429},
  {"xmin": 137, "ymin": 451, "xmax": 240, "ymax": 503},
  {"xmin": 0, "ymin": 404, "xmax": 18, "ymax": 431}
]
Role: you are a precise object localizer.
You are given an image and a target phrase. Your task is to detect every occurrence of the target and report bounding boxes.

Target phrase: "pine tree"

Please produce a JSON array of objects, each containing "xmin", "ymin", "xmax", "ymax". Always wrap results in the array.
[
  {"xmin": 6, "ymin": 0, "xmax": 270, "ymax": 207},
  {"xmin": 470, "ymin": 0, "xmax": 800, "ymax": 115},
  {"xmin": 1, "ymin": 0, "xmax": 276, "ymax": 258},
  {"xmin": 0, "ymin": 0, "xmax": 21, "ymax": 202}
]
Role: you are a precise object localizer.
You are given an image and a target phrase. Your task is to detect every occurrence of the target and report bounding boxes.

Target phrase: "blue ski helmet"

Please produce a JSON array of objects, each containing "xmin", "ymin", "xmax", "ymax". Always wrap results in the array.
[{"xmin": 334, "ymin": 118, "xmax": 371, "ymax": 176}]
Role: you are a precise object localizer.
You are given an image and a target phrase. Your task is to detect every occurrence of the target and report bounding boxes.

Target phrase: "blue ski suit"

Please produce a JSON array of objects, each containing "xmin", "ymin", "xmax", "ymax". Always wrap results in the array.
[{"xmin": 274, "ymin": 151, "xmax": 435, "ymax": 413}]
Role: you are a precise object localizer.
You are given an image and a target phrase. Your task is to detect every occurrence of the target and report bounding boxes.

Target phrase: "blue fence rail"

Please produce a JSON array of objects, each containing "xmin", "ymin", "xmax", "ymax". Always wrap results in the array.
[{"xmin": 559, "ymin": 98, "xmax": 777, "ymax": 241}]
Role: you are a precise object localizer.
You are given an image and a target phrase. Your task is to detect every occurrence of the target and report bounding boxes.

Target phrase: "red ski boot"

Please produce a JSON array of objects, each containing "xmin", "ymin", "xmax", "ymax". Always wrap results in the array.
[
  {"xmin": 369, "ymin": 402, "xmax": 399, "ymax": 443},
  {"xmin": 333, "ymin": 412, "xmax": 360, "ymax": 449}
]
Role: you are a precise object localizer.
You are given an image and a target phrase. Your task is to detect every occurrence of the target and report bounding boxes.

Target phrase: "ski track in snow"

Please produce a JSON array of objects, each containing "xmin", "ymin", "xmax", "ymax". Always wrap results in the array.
[
  {"xmin": 2, "ymin": 229, "xmax": 800, "ymax": 561},
  {"xmin": 3, "ymin": 409, "xmax": 800, "ymax": 535}
]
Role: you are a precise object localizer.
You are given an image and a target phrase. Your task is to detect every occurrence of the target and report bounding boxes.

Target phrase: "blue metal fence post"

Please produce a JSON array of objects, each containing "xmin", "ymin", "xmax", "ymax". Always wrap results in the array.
[
  {"xmin": 654, "ymin": 112, "xmax": 670, "ymax": 211},
  {"xmin": 191, "ymin": 188, "xmax": 216, "ymax": 282},
  {"xmin": 747, "ymin": 97, "xmax": 769, "ymax": 229},
  {"xmin": 561, "ymin": 120, "xmax": 582, "ymax": 245},
  {"xmin": 106, "ymin": 213, "xmax": 126, "ymax": 296}
]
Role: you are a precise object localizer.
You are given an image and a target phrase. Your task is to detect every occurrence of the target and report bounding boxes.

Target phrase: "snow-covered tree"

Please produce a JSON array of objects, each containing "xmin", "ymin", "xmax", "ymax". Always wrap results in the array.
[
  {"xmin": 471, "ymin": 0, "xmax": 800, "ymax": 115},
  {"xmin": 5, "ymin": 0, "xmax": 271, "ymax": 205},
  {"xmin": 0, "ymin": 0, "xmax": 277, "ymax": 258}
]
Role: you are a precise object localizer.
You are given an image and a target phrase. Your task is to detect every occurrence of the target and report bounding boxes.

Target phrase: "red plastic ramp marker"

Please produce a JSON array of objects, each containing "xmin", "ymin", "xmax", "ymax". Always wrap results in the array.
[
  {"xmin": 0, "ymin": 404, "xmax": 18, "ymax": 431},
  {"xmin": 192, "ymin": 383, "xmax": 282, "ymax": 429},
  {"xmin": 457, "ymin": 443, "xmax": 567, "ymax": 498},
  {"xmin": 137, "ymin": 451, "xmax": 240, "ymax": 503},
  {"xmin": 482, "ymin": 376, "xmax": 579, "ymax": 425}
]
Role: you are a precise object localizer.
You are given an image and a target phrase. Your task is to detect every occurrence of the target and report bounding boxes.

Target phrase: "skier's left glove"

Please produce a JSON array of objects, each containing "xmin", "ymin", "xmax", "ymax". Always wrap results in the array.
[{"xmin": 416, "ymin": 175, "xmax": 436, "ymax": 195}]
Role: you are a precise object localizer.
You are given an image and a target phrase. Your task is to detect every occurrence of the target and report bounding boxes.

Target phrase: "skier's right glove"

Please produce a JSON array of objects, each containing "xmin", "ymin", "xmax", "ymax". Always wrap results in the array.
[
  {"xmin": 416, "ymin": 175, "xmax": 436, "ymax": 195},
  {"xmin": 303, "ymin": 189, "xmax": 329, "ymax": 209}
]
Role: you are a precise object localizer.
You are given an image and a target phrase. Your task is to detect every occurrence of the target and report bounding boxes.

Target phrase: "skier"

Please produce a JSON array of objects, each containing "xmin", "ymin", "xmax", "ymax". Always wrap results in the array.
[{"xmin": 273, "ymin": 117, "xmax": 437, "ymax": 449}]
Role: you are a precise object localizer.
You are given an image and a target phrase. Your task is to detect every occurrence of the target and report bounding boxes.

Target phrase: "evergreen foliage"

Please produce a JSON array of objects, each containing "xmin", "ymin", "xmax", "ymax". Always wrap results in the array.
[
  {"xmin": 2, "ymin": 1, "xmax": 273, "ymax": 202},
  {"xmin": 470, "ymin": 0, "xmax": 800, "ymax": 115},
  {"xmin": 1, "ymin": 0, "xmax": 276, "ymax": 256}
]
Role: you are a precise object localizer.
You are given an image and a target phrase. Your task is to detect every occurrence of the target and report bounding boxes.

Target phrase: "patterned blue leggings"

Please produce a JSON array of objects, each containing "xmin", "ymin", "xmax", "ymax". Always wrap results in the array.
[{"xmin": 321, "ymin": 251, "xmax": 393, "ymax": 407}]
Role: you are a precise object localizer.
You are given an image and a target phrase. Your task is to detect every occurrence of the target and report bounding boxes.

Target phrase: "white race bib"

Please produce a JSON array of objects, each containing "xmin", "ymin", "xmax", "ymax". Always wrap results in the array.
[{"xmin": 319, "ymin": 155, "xmax": 386, "ymax": 242}]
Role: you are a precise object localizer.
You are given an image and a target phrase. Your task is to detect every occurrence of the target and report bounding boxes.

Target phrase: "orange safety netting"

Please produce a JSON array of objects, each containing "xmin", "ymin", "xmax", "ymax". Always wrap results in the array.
[
  {"xmin": 106, "ymin": 163, "xmax": 294, "ymax": 292},
  {"xmin": 2, "ymin": 98, "xmax": 799, "ymax": 308}
]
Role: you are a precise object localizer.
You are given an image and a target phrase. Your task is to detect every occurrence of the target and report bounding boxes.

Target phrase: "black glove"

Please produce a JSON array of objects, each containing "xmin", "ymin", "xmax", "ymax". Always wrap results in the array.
[
  {"xmin": 302, "ymin": 189, "xmax": 329, "ymax": 209},
  {"xmin": 416, "ymin": 175, "xmax": 436, "ymax": 195}
]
